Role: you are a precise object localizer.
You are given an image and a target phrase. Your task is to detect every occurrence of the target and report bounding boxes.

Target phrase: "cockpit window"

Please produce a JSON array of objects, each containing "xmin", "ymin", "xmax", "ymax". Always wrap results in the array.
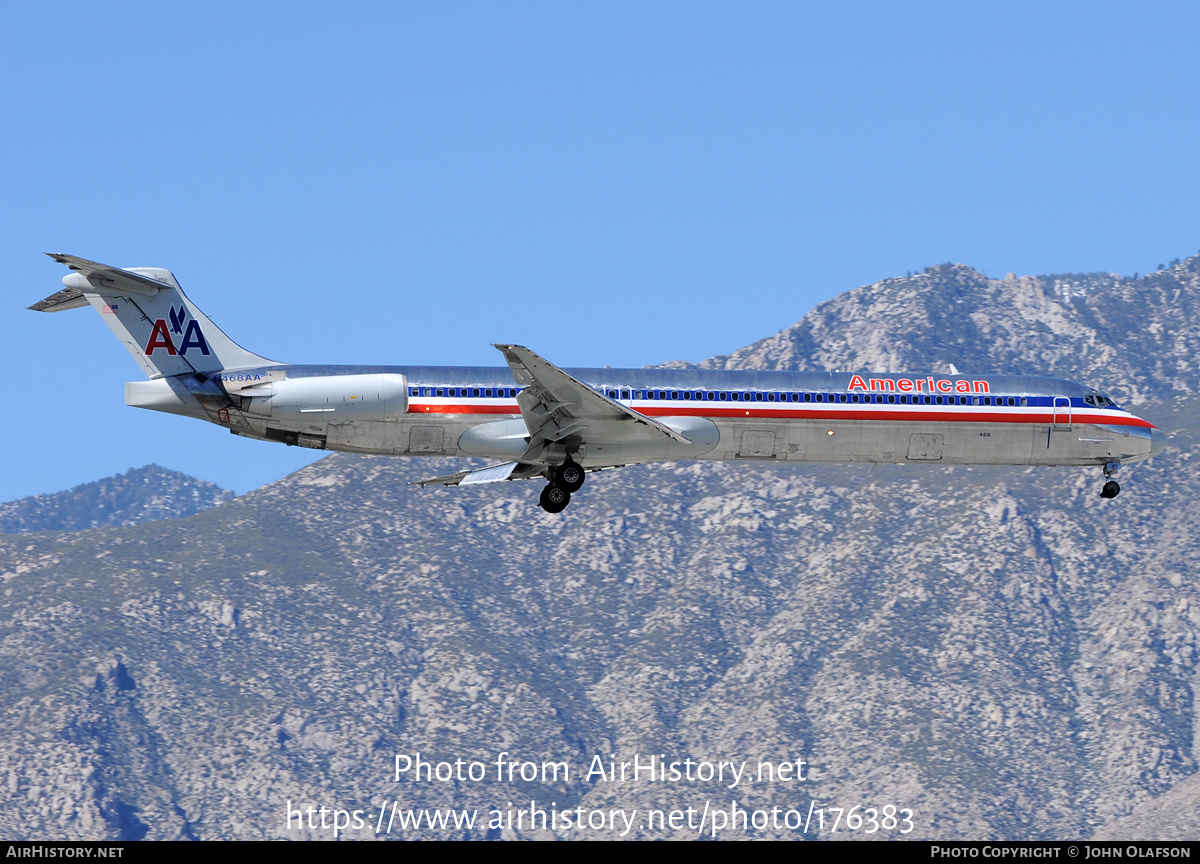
[{"xmin": 1087, "ymin": 391, "xmax": 1121, "ymax": 410}]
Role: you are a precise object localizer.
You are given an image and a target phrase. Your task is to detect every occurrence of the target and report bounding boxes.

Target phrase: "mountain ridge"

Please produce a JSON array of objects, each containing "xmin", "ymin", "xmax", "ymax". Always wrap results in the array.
[
  {"xmin": 1, "ymin": 254, "xmax": 1197, "ymax": 840},
  {"xmin": 0, "ymin": 465, "xmax": 235, "ymax": 535}
]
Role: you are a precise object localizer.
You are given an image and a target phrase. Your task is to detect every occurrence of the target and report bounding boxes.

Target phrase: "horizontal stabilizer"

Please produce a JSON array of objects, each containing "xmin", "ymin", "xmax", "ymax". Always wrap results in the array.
[
  {"xmin": 28, "ymin": 285, "xmax": 89, "ymax": 312},
  {"xmin": 45, "ymin": 253, "xmax": 173, "ymax": 295}
]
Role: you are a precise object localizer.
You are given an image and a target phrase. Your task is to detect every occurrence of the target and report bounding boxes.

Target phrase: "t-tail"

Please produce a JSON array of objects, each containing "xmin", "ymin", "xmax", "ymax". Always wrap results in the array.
[
  {"xmin": 31, "ymin": 253, "xmax": 278, "ymax": 378},
  {"xmin": 33, "ymin": 253, "xmax": 283, "ymax": 427}
]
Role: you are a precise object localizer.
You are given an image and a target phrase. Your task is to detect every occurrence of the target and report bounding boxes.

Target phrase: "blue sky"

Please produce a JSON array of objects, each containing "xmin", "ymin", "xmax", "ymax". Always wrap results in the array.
[{"xmin": 3, "ymin": 2, "xmax": 1199, "ymax": 501}]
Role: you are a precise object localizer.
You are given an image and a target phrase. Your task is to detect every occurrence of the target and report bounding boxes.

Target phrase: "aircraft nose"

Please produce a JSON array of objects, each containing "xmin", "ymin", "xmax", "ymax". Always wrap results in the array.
[{"xmin": 1150, "ymin": 427, "xmax": 1167, "ymax": 458}]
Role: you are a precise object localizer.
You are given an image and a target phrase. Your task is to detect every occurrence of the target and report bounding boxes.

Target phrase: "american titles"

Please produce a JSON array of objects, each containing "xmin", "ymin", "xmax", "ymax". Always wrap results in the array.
[{"xmin": 847, "ymin": 375, "xmax": 989, "ymax": 394}]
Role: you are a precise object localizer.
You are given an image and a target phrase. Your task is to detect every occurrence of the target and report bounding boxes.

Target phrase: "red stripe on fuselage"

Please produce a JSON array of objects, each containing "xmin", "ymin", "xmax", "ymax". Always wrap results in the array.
[
  {"xmin": 406, "ymin": 402, "xmax": 1156, "ymax": 429},
  {"xmin": 410, "ymin": 404, "xmax": 521, "ymax": 415}
]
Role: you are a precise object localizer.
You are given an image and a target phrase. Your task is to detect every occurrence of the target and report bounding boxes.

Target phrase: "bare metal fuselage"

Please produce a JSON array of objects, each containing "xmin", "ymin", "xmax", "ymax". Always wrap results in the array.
[{"xmin": 129, "ymin": 363, "xmax": 1163, "ymax": 470}]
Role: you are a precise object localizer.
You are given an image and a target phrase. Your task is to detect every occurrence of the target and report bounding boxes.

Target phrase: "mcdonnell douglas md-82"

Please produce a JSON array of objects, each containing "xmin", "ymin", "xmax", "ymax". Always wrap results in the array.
[{"xmin": 32, "ymin": 254, "xmax": 1165, "ymax": 512}]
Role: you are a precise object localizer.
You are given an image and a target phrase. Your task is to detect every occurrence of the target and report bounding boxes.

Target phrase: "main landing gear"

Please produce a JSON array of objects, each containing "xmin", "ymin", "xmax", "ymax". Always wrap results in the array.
[
  {"xmin": 1100, "ymin": 461, "xmax": 1121, "ymax": 499},
  {"xmin": 538, "ymin": 459, "xmax": 586, "ymax": 513}
]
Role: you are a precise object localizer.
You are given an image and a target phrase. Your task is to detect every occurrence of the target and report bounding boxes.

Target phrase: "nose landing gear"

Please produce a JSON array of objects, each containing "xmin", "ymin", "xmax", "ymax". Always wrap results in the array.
[
  {"xmin": 1100, "ymin": 462, "xmax": 1121, "ymax": 499},
  {"xmin": 538, "ymin": 458, "xmax": 586, "ymax": 513}
]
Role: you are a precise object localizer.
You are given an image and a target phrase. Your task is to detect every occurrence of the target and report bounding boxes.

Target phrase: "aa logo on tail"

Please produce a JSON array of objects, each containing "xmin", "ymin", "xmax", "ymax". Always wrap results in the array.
[
  {"xmin": 146, "ymin": 304, "xmax": 211, "ymax": 356},
  {"xmin": 169, "ymin": 304, "xmax": 187, "ymax": 335}
]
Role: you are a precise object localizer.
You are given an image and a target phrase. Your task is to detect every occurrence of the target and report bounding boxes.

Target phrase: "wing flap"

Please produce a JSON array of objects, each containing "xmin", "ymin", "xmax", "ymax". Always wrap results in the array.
[
  {"xmin": 460, "ymin": 462, "xmax": 519, "ymax": 485},
  {"xmin": 413, "ymin": 461, "xmax": 541, "ymax": 487}
]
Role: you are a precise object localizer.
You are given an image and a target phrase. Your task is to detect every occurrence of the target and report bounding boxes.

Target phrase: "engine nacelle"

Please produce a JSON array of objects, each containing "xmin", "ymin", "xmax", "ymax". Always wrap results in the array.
[{"xmin": 240, "ymin": 373, "xmax": 408, "ymax": 421}]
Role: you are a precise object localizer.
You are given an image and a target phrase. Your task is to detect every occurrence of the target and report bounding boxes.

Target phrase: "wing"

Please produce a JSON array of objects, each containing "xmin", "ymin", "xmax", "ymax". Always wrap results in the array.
[
  {"xmin": 492, "ymin": 343, "xmax": 689, "ymax": 462},
  {"xmin": 416, "ymin": 345, "xmax": 719, "ymax": 488}
]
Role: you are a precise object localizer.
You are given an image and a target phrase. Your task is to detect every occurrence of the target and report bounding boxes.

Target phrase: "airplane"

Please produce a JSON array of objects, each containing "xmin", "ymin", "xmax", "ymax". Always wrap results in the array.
[{"xmin": 31, "ymin": 254, "xmax": 1166, "ymax": 512}]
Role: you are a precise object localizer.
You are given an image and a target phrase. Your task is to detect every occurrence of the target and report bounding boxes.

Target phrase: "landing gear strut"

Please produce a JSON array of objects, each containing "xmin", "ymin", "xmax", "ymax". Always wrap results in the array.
[
  {"xmin": 1100, "ymin": 461, "xmax": 1121, "ymax": 499},
  {"xmin": 538, "ymin": 459, "xmax": 585, "ymax": 513}
]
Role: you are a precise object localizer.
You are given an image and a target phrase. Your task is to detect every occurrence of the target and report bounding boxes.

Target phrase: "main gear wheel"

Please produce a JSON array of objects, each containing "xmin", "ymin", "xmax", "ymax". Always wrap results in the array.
[{"xmin": 539, "ymin": 484, "xmax": 570, "ymax": 513}]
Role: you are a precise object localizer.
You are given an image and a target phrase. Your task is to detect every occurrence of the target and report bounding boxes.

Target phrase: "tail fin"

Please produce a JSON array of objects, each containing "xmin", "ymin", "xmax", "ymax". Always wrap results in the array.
[{"xmin": 32, "ymin": 254, "xmax": 279, "ymax": 379}]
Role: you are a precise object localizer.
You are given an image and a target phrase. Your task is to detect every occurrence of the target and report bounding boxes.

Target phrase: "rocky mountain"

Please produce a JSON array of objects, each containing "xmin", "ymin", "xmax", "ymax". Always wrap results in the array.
[
  {"xmin": 0, "ymin": 465, "xmax": 235, "ymax": 534},
  {"xmin": 696, "ymin": 258, "xmax": 1200, "ymax": 407},
  {"xmin": 2, "ymin": 256, "xmax": 1199, "ymax": 841}
]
